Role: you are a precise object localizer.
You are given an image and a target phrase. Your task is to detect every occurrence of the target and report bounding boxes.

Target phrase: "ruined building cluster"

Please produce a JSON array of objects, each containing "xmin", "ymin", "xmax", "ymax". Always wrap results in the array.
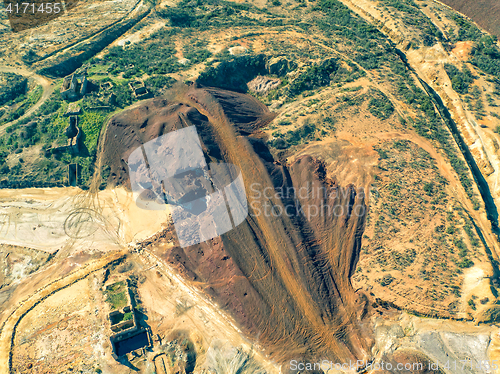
[{"xmin": 61, "ymin": 72, "xmax": 88, "ymax": 100}]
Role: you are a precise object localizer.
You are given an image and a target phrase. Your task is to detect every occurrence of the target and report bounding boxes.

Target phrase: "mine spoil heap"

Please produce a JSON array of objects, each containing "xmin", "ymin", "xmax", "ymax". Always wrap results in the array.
[{"xmin": 101, "ymin": 85, "xmax": 372, "ymax": 366}]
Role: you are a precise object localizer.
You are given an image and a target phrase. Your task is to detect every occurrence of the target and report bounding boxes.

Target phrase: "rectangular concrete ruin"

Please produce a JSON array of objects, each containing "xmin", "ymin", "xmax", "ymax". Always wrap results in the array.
[
  {"xmin": 128, "ymin": 80, "xmax": 150, "ymax": 99},
  {"xmin": 154, "ymin": 354, "xmax": 168, "ymax": 374},
  {"xmin": 61, "ymin": 73, "xmax": 88, "ymax": 100},
  {"xmin": 64, "ymin": 103, "xmax": 81, "ymax": 117},
  {"xmin": 100, "ymin": 81, "xmax": 113, "ymax": 91},
  {"xmin": 107, "ymin": 280, "xmax": 152, "ymax": 358}
]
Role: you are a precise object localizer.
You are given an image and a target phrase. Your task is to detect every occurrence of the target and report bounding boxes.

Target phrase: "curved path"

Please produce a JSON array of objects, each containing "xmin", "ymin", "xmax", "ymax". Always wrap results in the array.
[
  {"xmin": 0, "ymin": 0, "xmax": 152, "ymax": 135},
  {"xmin": 0, "ymin": 249, "xmax": 126, "ymax": 374},
  {"xmin": 0, "ymin": 66, "xmax": 55, "ymax": 135}
]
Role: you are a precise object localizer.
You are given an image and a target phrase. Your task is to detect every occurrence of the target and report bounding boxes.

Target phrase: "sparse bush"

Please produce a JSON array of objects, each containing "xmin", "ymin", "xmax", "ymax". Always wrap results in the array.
[
  {"xmin": 380, "ymin": 274, "xmax": 394, "ymax": 286},
  {"xmin": 288, "ymin": 58, "xmax": 338, "ymax": 97},
  {"xmin": 468, "ymin": 298, "xmax": 476, "ymax": 310},
  {"xmin": 444, "ymin": 63, "xmax": 474, "ymax": 95}
]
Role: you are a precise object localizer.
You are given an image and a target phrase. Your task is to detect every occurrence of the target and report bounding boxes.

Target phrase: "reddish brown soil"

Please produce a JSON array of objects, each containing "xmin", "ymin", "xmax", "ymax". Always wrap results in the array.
[
  {"xmin": 100, "ymin": 86, "xmax": 373, "ymax": 367},
  {"xmin": 439, "ymin": 0, "xmax": 500, "ymax": 38}
]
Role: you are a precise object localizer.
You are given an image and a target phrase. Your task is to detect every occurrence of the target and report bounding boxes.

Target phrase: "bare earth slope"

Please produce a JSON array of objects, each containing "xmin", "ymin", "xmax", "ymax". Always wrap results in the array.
[
  {"xmin": 101, "ymin": 85, "xmax": 373, "ymax": 366},
  {"xmin": 439, "ymin": 0, "xmax": 500, "ymax": 38},
  {"xmin": 3, "ymin": 0, "xmax": 500, "ymax": 371}
]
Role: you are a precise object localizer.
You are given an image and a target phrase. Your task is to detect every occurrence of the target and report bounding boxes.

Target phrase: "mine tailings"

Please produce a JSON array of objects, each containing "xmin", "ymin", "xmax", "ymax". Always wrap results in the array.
[
  {"xmin": 101, "ymin": 87, "xmax": 373, "ymax": 367},
  {"xmin": 395, "ymin": 47, "xmax": 500, "ymax": 233}
]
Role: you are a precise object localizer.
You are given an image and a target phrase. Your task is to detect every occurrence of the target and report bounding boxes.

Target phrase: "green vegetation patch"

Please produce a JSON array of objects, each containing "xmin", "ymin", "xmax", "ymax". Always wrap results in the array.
[
  {"xmin": 106, "ymin": 292, "xmax": 127, "ymax": 310},
  {"xmin": 444, "ymin": 63, "xmax": 474, "ymax": 95},
  {"xmin": 0, "ymin": 72, "xmax": 28, "ymax": 106},
  {"xmin": 158, "ymin": 0, "xmax": 273, "ymax": 29},
  {"xmin": 276, "ymin": 123, "xmax": 316, "ymax": 148},
  {"xmin": 314, "ymin": 0, "xmax": 387, "ymax": 70},
  {"xmin": 471, "ymin": 36, "xmax": 500, "ymax": 79},
  {"xmin": 106, "ymin": 29, "xmax": 180, "ymax": 76},
  {"xmin": 378, "ymin": 0, "xmax": 443, "ymax": 46},
  {"xmin": 105, "ymin": 281, "xmax": 128, "ymax": 310},
  {"xmin": 78, "ymin": 112, "xmax": 108, "ymax": 156},
  {"xmin": 110, "ymin": 311, "xmax": 134, "ymax": 324},
  {"xmin": 197, "ymin": 54, "xmax": 267, "ymax": 92},
  {"xmin": 144, "ymin": 75, "xmax": 177, "ymax": 96},
  {"xmin": 183, "ymin": 39, "xmax": 212, "ymax": 65},
  {"xmin": 367, "ymin": 89, "xmax": 394, "ymax": 120},
  {"xmin": 288, "ymin": 58, "xmax": 338, "ymax": 97},
  {"xmin": 0, "ymin": 85, "xmax": 42, "ymax": 125},
  {"xmin": 450, "ymin": 14, "xmax": 483, "ymax": 42}
]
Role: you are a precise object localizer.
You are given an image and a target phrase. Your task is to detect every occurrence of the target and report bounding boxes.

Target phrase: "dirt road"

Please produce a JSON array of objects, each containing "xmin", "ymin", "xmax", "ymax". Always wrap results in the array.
[
  {"xmin": 0, "ymin": 66, "xmax": 54, "ymax": 135},
  {"xmin": 371, "ymin": 131, "xmax": 500, "ymax": 262},
  {"xmin": 0, "ymin": 249, "xmax": 126, "ymax": 374},
  {"xmin": 329, "ymin": 0, "xmax": 500, "ymax": 279}
]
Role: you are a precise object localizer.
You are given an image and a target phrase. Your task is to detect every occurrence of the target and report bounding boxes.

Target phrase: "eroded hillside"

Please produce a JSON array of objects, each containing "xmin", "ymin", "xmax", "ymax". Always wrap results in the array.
[
  {"xmin": 1, "ymin": 0, "xmax": 500, "ymax": 372},
  {"xmin": 101, "ymin": 86, "xmax": 372, "ymax": 363}
]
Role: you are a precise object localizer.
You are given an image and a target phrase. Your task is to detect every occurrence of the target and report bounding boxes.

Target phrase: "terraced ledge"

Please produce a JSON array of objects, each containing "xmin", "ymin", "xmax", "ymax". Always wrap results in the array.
[{"xmin": 0, "ymin": 249, "xmax": 127, "ymax": 374}]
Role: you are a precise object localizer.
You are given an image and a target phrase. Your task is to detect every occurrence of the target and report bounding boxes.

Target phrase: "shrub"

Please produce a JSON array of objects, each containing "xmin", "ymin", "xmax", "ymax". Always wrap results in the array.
[
  {"xmin": 368, "ymin": 89, "xmax": 394, "ymax": 120},
  {"xmin": 444, "ymin": 63, "xmax": 474, "ymax": 94},
  {"xmin": 380, "ymin": 274, "xmax": 394, "ymax": 286},
  {"xmin": 159, "ymin": 8, "xmax": 194, "ymax": 27},
  {"xmin": 468, "ymin": 298, "xmax": 476, "ymax": 310},
  {"xmin": 458, "ymin": 258, "xmax": 473, "ymax": 268},
  {"xmin": 423, "ymin": 182, "xmax": 434, "ymax": 195},
  {"xmin": 278, "ymin": 119, "xmax": 291, "ymax": 126},
  {"xmin": 288, "ymin": 58, "xmax": 338, "ymax": 97},
  {"xmin": 377, "ymin": 149, "xmax": 389, "ymax": 159}
]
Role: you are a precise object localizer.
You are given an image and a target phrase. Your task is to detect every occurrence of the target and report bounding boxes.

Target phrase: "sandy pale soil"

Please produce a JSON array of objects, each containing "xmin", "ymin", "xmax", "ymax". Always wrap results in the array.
[{"xmin": 0, "ymin": 187, "xmax": 171, "ymax": 254}]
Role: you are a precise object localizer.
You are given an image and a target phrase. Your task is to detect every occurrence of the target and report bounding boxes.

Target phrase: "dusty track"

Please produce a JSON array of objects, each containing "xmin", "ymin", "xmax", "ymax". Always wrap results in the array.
[
  {"xmin": 336, "ymin": 0, "xmax": 500, "ymax": 263},
  {"xmin": 0, "ymin": 0, "xmax": 152, "ymax": 135},
  {"xmin": 175, "ymin": 87, "xmax": 368, "ymax": 360},
  {"xmin": 0, "ymin": 249, "xmax": 126, "ymax": 374},
  {"xmin": 0, "ymin": 66, "xmax": 54, "ymax": 135}
]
